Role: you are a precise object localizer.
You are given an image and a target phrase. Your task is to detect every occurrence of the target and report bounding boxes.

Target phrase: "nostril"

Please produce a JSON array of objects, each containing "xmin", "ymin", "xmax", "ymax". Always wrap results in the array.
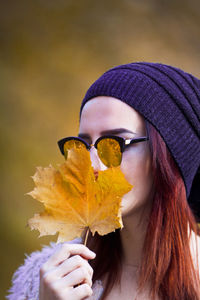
[{"xmin": 93, "ymin": 170, "xmax": 99, "ymax": 180}]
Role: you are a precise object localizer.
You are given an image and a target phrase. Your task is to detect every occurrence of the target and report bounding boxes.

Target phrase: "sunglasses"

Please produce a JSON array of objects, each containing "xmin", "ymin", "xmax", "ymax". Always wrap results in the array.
[{"xmin": 57, "ymin": 135, "xmax": 149, "ymax": 168}]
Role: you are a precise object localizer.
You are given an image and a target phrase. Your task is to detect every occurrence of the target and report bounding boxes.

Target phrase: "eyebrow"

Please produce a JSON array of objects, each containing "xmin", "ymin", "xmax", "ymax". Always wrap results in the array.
[
  {"xmin": 78, "ymin": 128, "xmax": 137, "ymax": 138},
  {"xmin": 101, "ymin": 128, "xmax": 137, "ymax": 135}
]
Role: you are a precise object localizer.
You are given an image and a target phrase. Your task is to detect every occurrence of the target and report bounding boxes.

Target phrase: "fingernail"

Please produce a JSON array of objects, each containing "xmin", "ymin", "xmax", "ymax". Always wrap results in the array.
[{"xmin": 90, "ymin": 250, "xmax": 96, "ymax": 258}]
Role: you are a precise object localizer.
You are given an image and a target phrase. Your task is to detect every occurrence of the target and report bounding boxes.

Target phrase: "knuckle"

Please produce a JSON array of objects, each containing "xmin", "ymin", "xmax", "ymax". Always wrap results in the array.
[
  {"xmin": 43, "ymin": 273, "xmax": 53, "ymax": 286},
  {"xmin": 79, "ymin": 266, "xmax": 88, "ymax": 278},
  {"xmin": 88, "ymin": 264, "xmax": 94, "ymax": 276},
  {"xmin": 74, "ymin": 283, "xmax": 93, "ymax": 298},
  {"xmin": 87, "ymin": 278, "xmax": 92, "ymax": 288},
  {"xmin": 74, "ymin": 254, "xmax": 83, "ymax": 265},
  {"xmin": 61, "ymin": 243, "xmax": 71, "ymax": 253},
  {"xmin": 89, "ymin": 276, "xmax": 93, "ymax": 286},
  {"xmin": 81, "ymin": 244, "xmax": 88, "ymax": 250},
  {"xmin": 84, "ymin": 261, "xmax": 93, "ymax": 278},
  {"xmin": 79, "ymin": 244, "xmax": 88, "ymax": 252},
  {"xmin": 82, "ymin": 284, "xmax": 93, "ymax": 296}
]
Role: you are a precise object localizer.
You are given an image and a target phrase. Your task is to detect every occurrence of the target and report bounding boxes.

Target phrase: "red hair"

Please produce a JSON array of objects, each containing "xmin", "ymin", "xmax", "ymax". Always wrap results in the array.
[{"xmin": 87, "ymin": 122, "xmax": 200, "ymax": 300}]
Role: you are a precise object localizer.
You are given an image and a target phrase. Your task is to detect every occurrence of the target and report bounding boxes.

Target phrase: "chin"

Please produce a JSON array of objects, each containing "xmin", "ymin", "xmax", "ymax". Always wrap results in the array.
[
  {"xmin": 121, "ymin": 200, "xmax": 138, "ymax": 218},
  {"xmin": 121, "ymin": 193, "xmax": 149, "ymax": 219},
  {"xmin": 121, "ymin": 206, "xmax": 138, "ymax": 218}
]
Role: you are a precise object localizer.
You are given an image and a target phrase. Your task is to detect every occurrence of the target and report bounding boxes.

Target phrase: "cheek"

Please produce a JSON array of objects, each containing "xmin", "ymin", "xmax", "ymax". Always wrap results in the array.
[
  {"xmin": 120, "ymin": 147, "xmax": 153, "ymax": 194},
  {"xmin": 120, "ymin": 147, "xmax": 153, "ymax": 216}
]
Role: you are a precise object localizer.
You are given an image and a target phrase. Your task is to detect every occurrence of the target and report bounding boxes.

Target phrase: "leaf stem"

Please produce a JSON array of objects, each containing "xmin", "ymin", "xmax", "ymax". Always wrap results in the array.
[{"xmin": 84, "ymin": 227, "xmax": 90, "ymax": 246}]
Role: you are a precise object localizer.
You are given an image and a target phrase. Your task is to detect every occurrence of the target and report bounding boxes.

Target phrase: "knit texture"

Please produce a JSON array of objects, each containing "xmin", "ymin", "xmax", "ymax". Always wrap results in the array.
[{"xmin": 80, "ymin": 62, "xmax": 200, "ymax": 213}]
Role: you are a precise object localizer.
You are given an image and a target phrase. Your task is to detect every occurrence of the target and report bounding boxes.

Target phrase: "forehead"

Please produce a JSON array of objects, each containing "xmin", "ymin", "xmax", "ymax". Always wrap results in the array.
[{"xmin": 79, "ymin": 96, "xmax": 146, "ymax": 134}]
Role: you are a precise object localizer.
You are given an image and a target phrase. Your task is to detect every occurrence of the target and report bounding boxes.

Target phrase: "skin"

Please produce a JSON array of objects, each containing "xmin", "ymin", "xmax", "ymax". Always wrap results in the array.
[
  {"xmin": 39, "ymin": 244, "xmax": 95, "ymax": 300},
  {"xmin": 79, "ymin": 97, "xmax": 153, "ymax": 218},
  {"xmin": 39, "ymin": 96, "xmax": 154, "ymax": 300}
]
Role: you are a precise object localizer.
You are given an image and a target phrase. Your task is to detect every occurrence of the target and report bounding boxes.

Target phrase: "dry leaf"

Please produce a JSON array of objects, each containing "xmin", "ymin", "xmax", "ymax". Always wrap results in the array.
[{"xmin": 28, "ymin": 146, "xmax": 132, "ymax": 242}]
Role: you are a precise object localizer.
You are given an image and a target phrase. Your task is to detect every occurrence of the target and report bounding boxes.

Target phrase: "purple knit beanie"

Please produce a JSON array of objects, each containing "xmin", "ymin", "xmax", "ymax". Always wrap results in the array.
[{"xmin": 80, "ymin": 62, "xmax": 200, "ymax": 218}]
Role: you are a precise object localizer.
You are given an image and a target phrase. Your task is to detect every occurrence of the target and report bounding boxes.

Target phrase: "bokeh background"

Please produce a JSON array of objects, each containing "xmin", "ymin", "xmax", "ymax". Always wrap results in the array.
[{"xmin": 1, "ymin": 0, "xmax": 200, "ymax": 298}]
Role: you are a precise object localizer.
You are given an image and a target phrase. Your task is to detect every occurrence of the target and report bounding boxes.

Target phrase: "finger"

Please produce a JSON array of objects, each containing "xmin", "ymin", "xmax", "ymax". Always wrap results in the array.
[
  {"xmin": 73, "ymin": 284, "xmax": 93, "ymax": 299},
  {"xmin": 64, "ymin": 266, "xmax": 93, "ymax": 287},
  {"xmin": 57, "ymin": 284, "xmax": 93, "ymax": 300},
  {"xmin": 41, "ymin": 255, "xmax": 93, "ymax": 283},
  {"xmin": 41, "ymin": 244, "xmax": 95, "ymax": 273},
  {"xmin": 55, "ymin": 255, "xmax": 94, "ymax": 278},
  {"xmin": 50, "ymin": 244, "xmax": 95, "ymax": 265}
]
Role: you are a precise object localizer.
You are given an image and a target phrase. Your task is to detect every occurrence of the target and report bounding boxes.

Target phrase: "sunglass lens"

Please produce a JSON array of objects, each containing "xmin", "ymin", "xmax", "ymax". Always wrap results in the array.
[
  {"xmin": 97, "ymin": 138, "xmax": 122, "ymax": 167},
  {"xmin": 63, "ymin": 139, "xmax": 86, "ymax": 159}
]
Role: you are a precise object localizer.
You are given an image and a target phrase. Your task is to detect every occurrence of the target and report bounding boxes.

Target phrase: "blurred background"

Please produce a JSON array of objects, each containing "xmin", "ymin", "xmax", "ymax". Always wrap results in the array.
[{"xmin": 1, "ymin": 0, "xmax": 200, "ymax": 297}]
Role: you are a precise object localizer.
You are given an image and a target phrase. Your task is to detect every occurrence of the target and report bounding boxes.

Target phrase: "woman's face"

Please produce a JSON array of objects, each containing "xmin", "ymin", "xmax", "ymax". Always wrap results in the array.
[{"xmin": 79, "ymin": 96, "xmax": 153, "ymax": 217}]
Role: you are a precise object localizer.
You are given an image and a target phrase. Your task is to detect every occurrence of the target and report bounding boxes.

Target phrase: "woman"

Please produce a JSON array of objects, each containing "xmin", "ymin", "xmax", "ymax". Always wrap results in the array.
[{"xmin": 8, "ymin": 62, "xmax": 200, "ymax": 300}]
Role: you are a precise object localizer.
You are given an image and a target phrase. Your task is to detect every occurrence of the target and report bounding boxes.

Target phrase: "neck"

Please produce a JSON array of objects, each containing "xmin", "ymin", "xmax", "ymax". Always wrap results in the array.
[{"xmin": 120, "ymin": 206, "xmax": 151, "ymax": 267}]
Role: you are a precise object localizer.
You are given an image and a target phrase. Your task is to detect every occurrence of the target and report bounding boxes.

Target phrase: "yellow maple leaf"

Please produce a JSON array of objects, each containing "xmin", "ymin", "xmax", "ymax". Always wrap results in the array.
[{"xmin": 28, "ymin": 146, "xmax": 132, "ymax": 242}]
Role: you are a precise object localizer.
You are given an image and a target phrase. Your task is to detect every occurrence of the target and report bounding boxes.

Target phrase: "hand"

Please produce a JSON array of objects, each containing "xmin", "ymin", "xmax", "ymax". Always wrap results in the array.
[{"xmin": 39, "ymin": 243, "xmax": 96, "ymax": 300}]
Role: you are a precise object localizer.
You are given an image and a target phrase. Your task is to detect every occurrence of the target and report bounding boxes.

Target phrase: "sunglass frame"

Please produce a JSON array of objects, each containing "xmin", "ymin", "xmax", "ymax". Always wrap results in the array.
[{"xmin": 57, "ymin": 135, "xmax": 149, "ymax": 156}]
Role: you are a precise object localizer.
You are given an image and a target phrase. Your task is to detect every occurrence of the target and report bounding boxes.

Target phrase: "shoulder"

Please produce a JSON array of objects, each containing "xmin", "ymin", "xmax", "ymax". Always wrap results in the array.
[{"xmin": 7, "ymin": 239, "xmax": 82, "ymax": 300}]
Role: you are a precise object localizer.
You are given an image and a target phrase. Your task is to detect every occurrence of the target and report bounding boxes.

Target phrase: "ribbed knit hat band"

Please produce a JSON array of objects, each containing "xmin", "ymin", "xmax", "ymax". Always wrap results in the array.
[{"xmin": 80, "ymin": 62, "xmax": 200, "ymax": 217}]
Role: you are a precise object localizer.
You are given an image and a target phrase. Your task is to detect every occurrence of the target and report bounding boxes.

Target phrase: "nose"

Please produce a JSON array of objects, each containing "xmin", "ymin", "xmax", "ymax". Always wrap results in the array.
[{"xmin": 89, "ymin": 147, "xmax": 107, "ymax": 174}]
